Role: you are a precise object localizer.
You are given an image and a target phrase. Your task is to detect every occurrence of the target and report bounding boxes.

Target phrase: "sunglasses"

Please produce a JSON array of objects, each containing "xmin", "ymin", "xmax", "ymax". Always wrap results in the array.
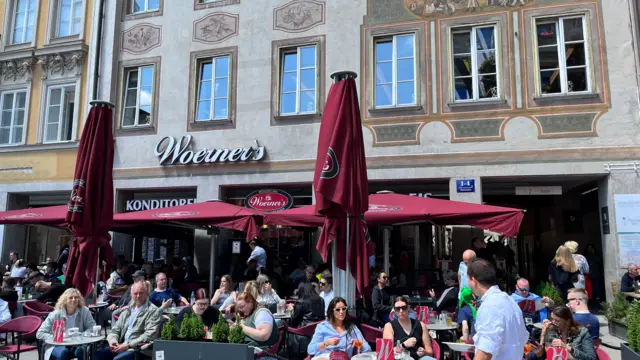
[
  {"xmin": 264, "ymin": 280, "xmax": 270, "ymax": 284},
  {"xmin": 567, "ymin": 298, "xmax": 580, "ymax": 302},
  {"xmin": 334, "ymin": 307, "xmax": 348, "ymax": 313},
  {"xmin": 380, "ymin": 276, "xmax": 388, "ymax": 279},
  {"xmin": 319, "ymin": 282, "xmax": 327, "ymax": 286},
  {"xmin": 394, "ymin": 305, "xmax": 408, "ymax": 312},
  {"xmin": 518, "ymin": 288, "xmax": 529, "ymax": 292}
]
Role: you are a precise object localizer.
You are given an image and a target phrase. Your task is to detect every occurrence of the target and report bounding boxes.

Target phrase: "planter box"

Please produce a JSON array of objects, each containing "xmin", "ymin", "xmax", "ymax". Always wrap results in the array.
[
  {"xmin": 609, "ymin": 319, "xmax": 628, "ymax": 341},
  {"xmin": 621, "ymin": 343, "xmax": 640, "ymax": 360},
  {"xmin": 153, "ymin": 340, "xmax": 253, "ymax": 360}
]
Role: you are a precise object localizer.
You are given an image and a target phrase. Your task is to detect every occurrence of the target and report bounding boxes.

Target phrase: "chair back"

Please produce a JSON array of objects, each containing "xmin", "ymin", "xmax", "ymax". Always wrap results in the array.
[
  {"xmin": 0, "ymin": 316, "xmax": 42, "ymax": 335},
  {"xmin": 287, "ymin": 321, "xmax": 321, "ymax": 337},
  {"xmin": 360, "ymin": 323, "xmax": 383, "ymax": 344},
  {"xmin": 595, "ymin": 347, "xmax": 611, "ymax": 360},
  {"xmin": 431, "ymin": 340, "xmax": 441, "ymax": 360},
  {"xmin": 266, "ymin": 323, "xmax": 286, "ymax": 355},
  {"xmin": 23, "ymin": 301, "xmax": 53, "ymax": 318}
]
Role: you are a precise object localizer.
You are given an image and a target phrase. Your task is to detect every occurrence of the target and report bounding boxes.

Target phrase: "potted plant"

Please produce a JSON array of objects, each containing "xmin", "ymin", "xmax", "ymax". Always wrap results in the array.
[
  {"xmin": 153, "ymin": 313, "xmax": 254, "ymax": 360},
  {"xmin": 621, "ymin": 300, "xmax": 640, "ymax": 360},
  {"xmin": 602, "ymin": 293, "xmax": 630, "ymax": 341},
  {"xmin": 534, "ymin": 282, "xmax": 564, "ymax": 310}
]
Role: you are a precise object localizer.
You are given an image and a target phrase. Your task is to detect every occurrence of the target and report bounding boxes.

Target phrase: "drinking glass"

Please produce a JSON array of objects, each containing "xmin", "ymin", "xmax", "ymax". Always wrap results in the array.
[
  {"xmin": 92, "ymin": 326, "xmax": 102, "ymax": 336},
  {"xmin": 277, "ymin": 300, "xmax": 286, "ymax": 314}
]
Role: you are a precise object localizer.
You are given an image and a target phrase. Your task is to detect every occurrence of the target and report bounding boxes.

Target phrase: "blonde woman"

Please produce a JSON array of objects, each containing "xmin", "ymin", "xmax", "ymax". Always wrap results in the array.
[
  {"xmin": 565, "ymin": 241, "xmax": 590, "ymax": 289},
  {"xmin": 256, "ymin": 274, "xmax": 281, "ymax": 310},
  {"xmin": 548, "ymin": 245, "xmax": 579, "ymax": 300},
  {"xmin": 221, "ymin": 280, "xmax": 258, "ymax": 312},
  {"xmin": 36, "ymin": 288, "xmax": 96, "ymax": 360}
]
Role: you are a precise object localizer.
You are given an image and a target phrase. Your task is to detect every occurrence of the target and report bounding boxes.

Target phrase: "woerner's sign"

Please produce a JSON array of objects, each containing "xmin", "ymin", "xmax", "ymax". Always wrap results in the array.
[
  {"xmin": 125, "ymin": 198, "xmax": 196, "ymax": 211},
  {"xmin": 154, "ymin": 135, "xmax": 266, "ymax": 166}
]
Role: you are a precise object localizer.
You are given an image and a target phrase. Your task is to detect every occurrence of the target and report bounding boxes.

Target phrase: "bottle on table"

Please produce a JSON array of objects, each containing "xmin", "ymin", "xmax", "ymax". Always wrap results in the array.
[{"xmin": 190, "ymin": 291, "xmax": 195, "ymax": 305}]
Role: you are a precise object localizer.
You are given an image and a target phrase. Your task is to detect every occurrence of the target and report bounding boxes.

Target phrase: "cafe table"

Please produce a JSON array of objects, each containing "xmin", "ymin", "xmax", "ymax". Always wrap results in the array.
[
  {"xmin": 45, "ymin": 335, "xmax": 104, "ymax": 360},
  {"xmin": 428, "ymin": 322, "xmax": 458, "ymax": 343},
  {"xmin": 163, "ymin": 306, "xmax": 186, "ymax": 315}
]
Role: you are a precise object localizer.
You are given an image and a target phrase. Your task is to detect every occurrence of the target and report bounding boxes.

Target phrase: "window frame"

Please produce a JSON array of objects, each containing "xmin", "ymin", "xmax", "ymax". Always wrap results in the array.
[
  {"xmin": 534, "ymin": 15, "xmax": 592, "ymax": 97},
  {"xmin": 373, "ymin": 33, "xmax": 418, "ymax": 109},
  {"xmin": 0, "ymin": 89, "xmax": 28, "ymax": 147},
  {"xmin": 55, "ymin": 0, "xmax": 83, "ymax": 38},
  {"xmin": 42, "ymin": 83, "xmax": 78, "ymax": 144},
  {"xmin": 450, "ymin": 24, "xmax": 501, "ymax": 103},
  {"xmin": 122, "ymin": 0, "xmax": 163, "ymax": 21},
  {"xmin": 131, "ymin": 0, "xmax": 160, "ymax": 14},
  {"xmin": 121, "ymin": 65, "xmax": 155, "ymax": 129},
  {"xmin": 279, "ymin": 44, "xmax": 318, "ymax": 116},
  {"xmin": 195, "ymin": 55, "xmax": 231, "ymax": 122},
  {"xmin": 270, "ymin": 35, "xmax": 326, "ymax": 125},
  {"xmin": 11, "ymin": 0, "xmax": 36, "ymax": 45}
]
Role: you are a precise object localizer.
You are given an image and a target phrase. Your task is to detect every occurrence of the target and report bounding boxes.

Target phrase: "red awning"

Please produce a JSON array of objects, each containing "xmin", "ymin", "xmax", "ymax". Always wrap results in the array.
[
  {"xmin": 0, "ymin": 205, "xmax": 68, "ymax": 226},
  {"xmin": 112, "ymin": 200, "xmax": 262, "ymax": 240},
  {"xmin": 264, "ymin": 193, "xmax": 524, "ymax": 237}
]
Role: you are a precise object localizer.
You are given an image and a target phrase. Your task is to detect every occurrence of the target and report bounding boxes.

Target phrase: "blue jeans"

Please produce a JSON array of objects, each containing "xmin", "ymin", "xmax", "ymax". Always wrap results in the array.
[
  {"xmin": 93, "ymin": 346, "xmax": 137, "ymax": 360},
  {"xmin": 51, "ymin": 346, "xmax": 84, "ymax": 360},
  {"xmin": 419, "ymin": 356, "xmax": 437, "ymax": 360}
]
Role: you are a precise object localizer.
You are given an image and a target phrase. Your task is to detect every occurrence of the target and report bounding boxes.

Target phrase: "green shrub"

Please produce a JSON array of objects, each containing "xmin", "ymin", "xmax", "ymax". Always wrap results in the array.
[
  {"xmin": 627, "ymin": 300, "xmax": 640, "ymax": 352},
  {"xmin": 212, "ymin": 313, "xmax": 230, "ymax": 343},
  {"xmin": 228, "ymin": 318, "xmax": 245, "ymax": 344},
  {"xmin": 534, "ymin": 282, "xmax": 563, "ymax": 307},
  {"xmin": 601, "ymin": 293, "xmax": 631, "ymax": 323},
  {"xmin": 179, "ymin": 314, "xmax": 207, "ymax": 341},
  {"xmin": 161, "ymin": 318, "xmax": 179, "ymax": 340}
]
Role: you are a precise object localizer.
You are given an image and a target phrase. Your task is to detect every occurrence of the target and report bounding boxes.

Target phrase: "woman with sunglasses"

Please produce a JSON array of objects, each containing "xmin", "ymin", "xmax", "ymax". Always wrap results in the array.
[
  {"xmin": 372, "ymin": 272, "xmax": 393, "ymax": 325},
  {"xmin": 256, "ymin": 274, "xmax": 281, "ymax": 312},
  {"xmin": 383, "ymin": 296, "xmax": 435, "ymax": 360},
  {"xmin": 176, "ymin": 288, "xmax": 220, "ymax": 329},
  {"xmin": 529, "ymin": 306, "xmax": 596, "ymax": 360},
  {"xmin": 308, "ymin": 297, "xmax": 371, "ymax": 359}
]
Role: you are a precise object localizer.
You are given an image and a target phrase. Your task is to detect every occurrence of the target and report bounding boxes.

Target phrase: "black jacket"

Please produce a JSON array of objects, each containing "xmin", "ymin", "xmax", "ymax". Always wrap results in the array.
[
  {"xmin": 175, "ymin": 306, "xmax": 220, "ymax": 329},
  {"xmin": 290, "ymin": 297, "xmax": 325, "ymax": 328},
  {"xmin": 35, "ymin": 283, "xmax": 68, "ymax": 304},
  {"xmin": 433, "ymin": 286, "xmax": 459, "ymax": 312},
  {"xmin": 371, "ymin": 286, "xmax": 393, "ymax": 323},
  {"xmin": 621, "ymin": 272, "xmax": 638, "ymax": 293}
]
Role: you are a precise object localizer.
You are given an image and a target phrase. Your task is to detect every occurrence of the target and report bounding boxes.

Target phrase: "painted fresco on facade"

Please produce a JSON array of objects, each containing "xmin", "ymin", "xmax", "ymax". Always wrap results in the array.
[{"xmin": 404, "ymin": 0, "xmax": 535, "ymax": 17}]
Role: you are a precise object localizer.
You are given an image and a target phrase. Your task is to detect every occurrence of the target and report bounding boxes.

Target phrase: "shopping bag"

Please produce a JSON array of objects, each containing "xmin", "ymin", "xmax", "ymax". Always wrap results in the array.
[
  {"xmin": 53, "ymin": 320, "xmax": 64, "ymax": 343},
  {"xmin": 376, "ymin": 339, "xmax": 393, "ymax": 360},
  {"xmin": 546, "ymin": 347, "xmax": 568, "ymax": 360}
]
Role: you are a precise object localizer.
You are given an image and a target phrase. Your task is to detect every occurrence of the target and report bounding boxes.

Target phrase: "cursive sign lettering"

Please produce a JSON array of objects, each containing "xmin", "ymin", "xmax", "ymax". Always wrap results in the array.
[{"xmin": 154, "ymin": 135, "xmax": 266, "ymax": 166}]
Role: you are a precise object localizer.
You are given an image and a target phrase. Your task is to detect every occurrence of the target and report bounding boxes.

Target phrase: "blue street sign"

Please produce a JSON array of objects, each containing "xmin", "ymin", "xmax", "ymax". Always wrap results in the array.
[{"xmin": 456, "ymin": 179, "xmax": 475, "ymax": 193}]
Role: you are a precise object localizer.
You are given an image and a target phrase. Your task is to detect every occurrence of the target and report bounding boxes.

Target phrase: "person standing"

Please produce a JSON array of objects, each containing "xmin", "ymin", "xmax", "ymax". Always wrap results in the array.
[
  {"xmin": 247, "ymin": 240, "xmax": 267, "ymax": 273},
  {"xmin": 458, "ymin": 250, "xmax": 476, "ymax": 296},
  {"xmin": 549, "ymin": 246, "xmax": 579, "ymax": 300},
  {"xmin": 565, "ymin": 241, "xmax": 589, "ymax": 290},
  {"xmin": 467, "ymin": 259, "xmax": 528, "ymax": 360}
]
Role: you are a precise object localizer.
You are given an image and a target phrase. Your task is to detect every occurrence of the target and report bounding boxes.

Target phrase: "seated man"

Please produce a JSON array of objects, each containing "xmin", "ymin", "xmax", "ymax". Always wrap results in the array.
[
  {"xmin": 106, "ymin": 261, "xmax": 130, "ymax": 296},
  {"xmin": 149, "ymin": 273, "xmax": 187, "ymax": 307},
  {"xmin": 94, "ymin": 282, "xmax": 162, "ymax": 360},
  {"xmin": 510, "ymin": 278, "xmax": 551, "ymax": 324},
  {"xmin": 429, "ymin": 272, "xmax": 459, "ymax": 312},
  {"xmin": 567, "ymin": 288, "xmax": 600, "ymax": 340},
  {"xmin": 621, "ymin": 264, "xmax": 639, "ymax": 293},
  {"xmin": 34, "ymin": 280, "xmax": 68, "ymax": 305}
]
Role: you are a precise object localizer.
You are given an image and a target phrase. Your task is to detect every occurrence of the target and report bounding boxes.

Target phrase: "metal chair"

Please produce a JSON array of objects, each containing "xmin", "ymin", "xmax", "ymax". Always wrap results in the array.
[
  {"xmin": 431, "ymin": 339, "xmax": 441, "ymax": 360},
  {"xmin": 360, "ymin": 323, "xmax": 383, "ymax": 345},
  {"xmin": 0, "ymin": 316, "xmax": 42, "ymax": 360},
  {"xmin": 22, "ymin": 302, "xmax": 53, "ymax": 319}
]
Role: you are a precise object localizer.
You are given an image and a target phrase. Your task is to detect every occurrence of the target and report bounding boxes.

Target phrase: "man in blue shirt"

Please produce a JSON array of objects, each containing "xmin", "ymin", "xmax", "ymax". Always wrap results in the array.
[
  {"xmin": 510, "ymin": 278, "xmax": 551, "ymax": 323},
  {"xmin": 567, "ymin": 288, "xmax": 600, "ymax": 340},
  {"xmin": 149, "ymin": 273, "xmax": 187, "ymax": 307},
  {"xmin": 458, "ymin": 250, "xmax": 476, "ymax": 297}
]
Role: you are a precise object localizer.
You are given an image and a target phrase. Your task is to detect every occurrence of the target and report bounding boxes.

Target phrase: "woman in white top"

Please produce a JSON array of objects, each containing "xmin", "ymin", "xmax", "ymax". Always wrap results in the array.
[
  {"xmin": 9, "ymin": 259, "xmax": 28, "ymax": 278},
  {"xmin": 256, "ymin": 274, "xmax": 281, "ymax": 310},
  {"xmin": 565, "ymin": 241, "xmax": 589, "ymax": 289},
  {"xmin": 211, "ymin": 274, "xmax": 237, "ymax": 310}
]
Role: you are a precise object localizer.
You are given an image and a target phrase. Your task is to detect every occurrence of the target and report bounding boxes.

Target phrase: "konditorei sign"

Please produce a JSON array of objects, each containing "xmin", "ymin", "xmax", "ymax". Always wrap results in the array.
[
  {"xmin": 125, "ymin": 198, "xmax": 196, "ymax": 211},
  {"xmin": 244, "ymin": 189, "xmax": 293, "ymax": 212},
  {"xmin": 154, "ymin": 135, "xmax": 266, "ymax": 166}
]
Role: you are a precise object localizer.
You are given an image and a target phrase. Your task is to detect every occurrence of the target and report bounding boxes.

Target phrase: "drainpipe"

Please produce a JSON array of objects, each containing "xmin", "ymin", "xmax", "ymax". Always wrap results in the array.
[{"xmin": 91, "ymin": 0, "xmax": 106, "ymax": 101}]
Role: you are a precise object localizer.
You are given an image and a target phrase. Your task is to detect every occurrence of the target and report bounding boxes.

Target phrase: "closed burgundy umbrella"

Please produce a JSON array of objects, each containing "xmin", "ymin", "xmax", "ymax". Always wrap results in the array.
[
  {"xmin": 64, "ymin": 101, "xmax": 115, "ymax": 296},
  {"xmin": 314, "ymin": 71, "xmax": 371, "ymax": 295}
]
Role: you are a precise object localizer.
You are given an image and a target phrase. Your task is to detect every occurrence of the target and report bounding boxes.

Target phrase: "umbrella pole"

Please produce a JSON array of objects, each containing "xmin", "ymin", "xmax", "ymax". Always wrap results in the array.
[
  {"xmin": 209, "ymin": 230, "xmax": 216, "ymax": 296},
  {"xmin": 94, "ymin": 246, "xmax": 100, "ymax": 301},
  {"xmin": 346, "ymin": 214, "xmax": 351, "ymax": 307}
]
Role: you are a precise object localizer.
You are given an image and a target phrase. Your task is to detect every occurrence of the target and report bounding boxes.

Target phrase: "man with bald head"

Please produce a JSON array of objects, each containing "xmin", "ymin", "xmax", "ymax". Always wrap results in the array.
[
  {"xmin": 510, "ymin": 278, "xmax": 552, "ymax": 324},
  {"xmin": 458, "ymin": 250, "xmax": 476, "ymax": 294},
  {"xmin": 95, "ymin": 282, "xmax": 161, "ymax": 360}
]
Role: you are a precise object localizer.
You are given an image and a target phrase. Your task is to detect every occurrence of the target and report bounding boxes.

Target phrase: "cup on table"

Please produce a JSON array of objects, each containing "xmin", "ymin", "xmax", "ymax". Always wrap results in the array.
[
  {"xmin": 277, "ymin": 300, "xmax": 286, "ymax": 314},
  {"xmin": 67, "ymin": 327, "xmax": 80, "ymax": 337},
  {"xmin": 92, "ymin": 325, "xmax": 102, "ymax": 336}
]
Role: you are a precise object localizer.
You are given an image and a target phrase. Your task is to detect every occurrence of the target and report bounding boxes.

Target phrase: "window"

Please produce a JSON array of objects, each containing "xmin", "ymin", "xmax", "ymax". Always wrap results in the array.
[
  {"xmin": 0, "ymin": 91, "xmax": 27, "ymax": 145},
  {"xmin": 279, "ymin": 45, "xmax": 317, "ymax": 116},
  {"xmin": 452, "ymin": 26, "xmax": 499, "ymax": 101},
  {"xmin": 374, "ymin": 34, "xmax": 416, "ymax": 108},
  {"xmin": 56, "ymin": 0, "xmax": 82, "ymax": 37},
  {"xmin": 196, "ymin": 56, "xmax": 230, "ymax": 121},
  {"xmin": 44, "ymin": 85, "xmax": 76, "ymax": 143},
  {"xmin": 12, "ymin": 0, "xmax": 37, "ymax": 44},
  {"xmin": 131, "ymin": 0, "xmax": 160, "ymax": 14},
  {"xmin": 536, "ymin": 16, "xmax": 590, "ymax": 95},
  {"xmin": 122, "ymin": 66, "xmax": 154, "ymax": 128}
]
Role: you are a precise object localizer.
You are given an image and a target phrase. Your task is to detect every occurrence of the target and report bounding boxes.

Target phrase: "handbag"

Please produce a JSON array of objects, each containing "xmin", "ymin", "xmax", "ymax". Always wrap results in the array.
[{"xmin": 329, "ymin": 351, "xmax": 350, "ymax": 360}]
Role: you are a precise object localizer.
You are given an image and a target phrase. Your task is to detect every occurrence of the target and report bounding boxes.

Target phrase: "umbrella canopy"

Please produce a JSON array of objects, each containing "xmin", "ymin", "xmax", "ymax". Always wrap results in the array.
[
  {"xmin": 0, "ymin": 205, "xmax": 68, "ymax": 226},
  {"xmin": 313, "ymin": 71, "xmax": 371, "ymax": 294},
  {"xmin": 64, "ymin": 101, "xmax": 116, "ymax": 296},
  {"xmin": 112, "ymin": 200, "xmax": 262, "ymax": 240},
  {"xmin": 264, "ymin": 193, "xmax": 525, "ymax": 237}
]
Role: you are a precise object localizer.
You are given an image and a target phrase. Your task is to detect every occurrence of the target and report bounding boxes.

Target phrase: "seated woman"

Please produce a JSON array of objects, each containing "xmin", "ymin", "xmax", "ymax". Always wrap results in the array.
[
  {"xmin": 383, "ymin": 296, "xmax": 435, "ymax": 360},
  {"xmin": 220, "ymin": 280, "xmax": 258, "ymax": 313},
  {"xmin": 234, "ymin": 291, "xmax": 279, "ymax": 347},
  {"xmin": 211, "ymin": 275, "xmax": 237, "ymax": 310},
  {"xmin": 256, "ymin": 274, "xmax": 281, "ymax": 312},
  {"xmin": 308, "ymin": 297, "xmax": 371, "ymax": 359},
  {"xmin": 36, "ymin": 288, "xmax": 96, "ymax": 360},
  {"xmin": 176, "ymin": 288, "xmax": 219, "ymax": 329},
  {"xmin": 287, "ymin": 283, "xmax": 326, "ymax": 359},
  {"xmin": 457, "ymin": 287, "xmax": 477, "ymax": 342},
  {"xmin": 529, "ymin": 305, "xmax": 596, "ymax": 360}
]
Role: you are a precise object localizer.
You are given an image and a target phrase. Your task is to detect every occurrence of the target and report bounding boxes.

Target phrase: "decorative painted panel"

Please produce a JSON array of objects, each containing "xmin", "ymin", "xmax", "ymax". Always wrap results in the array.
[
  {"xmin": 535, "ymin": 113, "xmax": 598, "ymax": 135},
  {"xmin": 121, "ymin": 24, "xmax": 162, "ymax": 55},
  {"xmin": 193, "ymin": 12, "xmax": 239, "ymax": 44},
  {"xmin": 273, "ymin": 0, "xmax": 325, "ymax": 33},
  {"xmin": 449, "ymin": 118, "xmax": 504, "ymax": 139},
  {"xmin": 371, "ymin": 123, "xmax": 421, "ymax": 144}
]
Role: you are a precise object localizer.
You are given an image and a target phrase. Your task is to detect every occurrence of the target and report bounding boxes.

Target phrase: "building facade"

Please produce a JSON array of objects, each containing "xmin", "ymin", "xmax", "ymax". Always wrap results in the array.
[
  {"xmin": 2, "ymin": 0, "xmax": 640, "ymax": 300},
  {"xmin": 0, "ymin": 0, "xmax": 98, "ymax": 264}
]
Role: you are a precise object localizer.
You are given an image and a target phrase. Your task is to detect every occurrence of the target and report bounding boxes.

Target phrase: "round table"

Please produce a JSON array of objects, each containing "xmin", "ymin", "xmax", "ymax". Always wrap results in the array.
[
  {"xmin": 163, "ymin": 306, "xmax": 186, "ymax": 315},
  {"xmin": 428, "ymin": 322, "xmax": 458, "ymax": 343},
  {"xmin": 45, "ymin": 335, "xmax": 104, "ymax": 360},
  {"xmin": 273, "ymin": 313, "xmax": 292, "ymax": 320},
  {"xmin": 351, "ymin": 351, "xmax": 376, "ymax": 360},
  {"xmin": 411, "ymin": 297, "xmax": 435, "ymax": 306},
  {"xmin": 443, "ymin": 342, "xmax": 475, "ymax": 360}
]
